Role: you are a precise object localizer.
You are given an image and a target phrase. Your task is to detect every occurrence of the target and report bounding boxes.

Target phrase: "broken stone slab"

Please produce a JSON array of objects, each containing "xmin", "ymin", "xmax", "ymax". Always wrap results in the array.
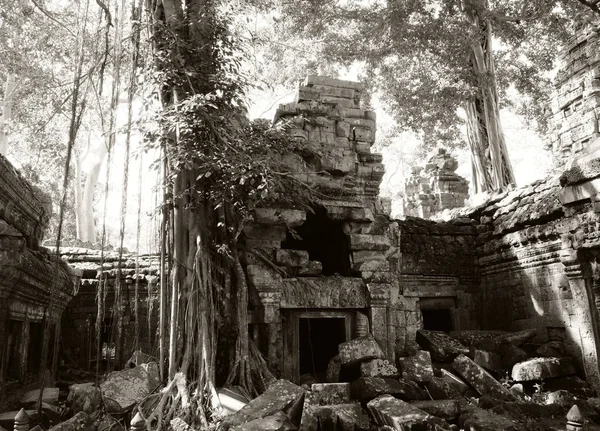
[
  {"xmin": 360, "ymin": 358, "xmax": 399, "ymax": 378},
  {"xmin": 297, "ymin": 261, "xmax": 322, "ymax": 276},
  {"xmin": 350, "ymin": 377, "xmax": 427, "ymax": 403},
  {"xmin": 299, "ymin": 384, "xmax": 351, "ymax": 430},
  {"xmin": 48, "ymin": 412, "xmax": 94, "ymax": 431},
  {"xmin": 511, "ymin": 357, "xmax": 576, "ymax": 382},
  {"xmin": 315, "ymin": 403, "xmax": 370, "ymax": 431},
  {"xmin": 230, "ymin": 411, "xmax": 297, "ymax": 431},
  {"xmin": 500, "ymin": 344, "xmax": 529, "ymax": 370},
  {"xmin": 439, "ymin": 368, "xmax": 469, "ymax": 395},
  {"xmin": 398, "ymin": 350, "xmax": 434, "ymax": 384},
  {"xmin": 367, "ymin": 395, "xmax": 451, "ymax": 430},
  {"xmin": 20, "ymin": 387, "xmax": 59, "ymax": 406},
  {"xmin": 416, "ymin": 330, "xmax": 469, "ymax": 362},
  {"xmin": 100, "ymin": 362, "xmax": 160, "ymax": 413},
  {"xmin": 426, "ymin": 377, "xmax": 462, "ymax": 400},
  {"xmin": 218, "ymin": 387, "xmax": 250, "ymax": 416},
  {"xmin": 308, "ymin": 383, "xmax": 351, "ymax": 405},
  {"xmin": 338, "ymin": 334, "xmax": 384, "ymax": 366},
  {"xmin": 410, "ymin": 400, "xmax": 460, "ymax": 422},
  {"xmin": 275, "ymin": 249, "xmax": 309, "ymax": 268},
  {"xmin": 326, "ymin": 355, "xmax": 341, "ymax": 383},
  {"xmin": 474, "ymin": 329, "xmax": 538, "ymax": 353},
  {"xmin": 253, "ymin": 208, "xmax": 306, "ymax": 227},
  {"xmin": 459, "ymin": 406, "xmax": 519, "ymax": 431},
  {"xmin": 452, "ymin": 354, "xmax": 516, "ymax": 401},
  {"xmin": 470, "ymin": 348, "xmax": 502, "ymax": 374},
  {"xmin": 67, "ymin": 382, "xmax": 103, "ymax": 415},
  {"xmin": 536, "ymin": 341, "xmax": 568, "ymax": 358},
  {"xmin": 221, "ymin": 380, "xmax": 305, "ymax": 430}
]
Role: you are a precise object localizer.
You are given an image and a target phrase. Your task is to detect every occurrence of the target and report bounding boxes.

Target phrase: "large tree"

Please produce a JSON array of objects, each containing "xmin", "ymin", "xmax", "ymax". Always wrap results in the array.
[{"xmin": 260, "ymin": 0, "xmax": 590, "ymax": 192}]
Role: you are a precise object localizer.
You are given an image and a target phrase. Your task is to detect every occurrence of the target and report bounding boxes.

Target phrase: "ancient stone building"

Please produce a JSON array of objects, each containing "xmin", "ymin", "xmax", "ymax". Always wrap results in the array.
[
  {"xmin": 59, "ymin": 247, "xmax": 160, "ymax": 371},
  {"xmin": 548, "ymin": 22, "xmax": 600, "ymax": 167},
  {"xmin": 244, "ymin": 70, "xmax": 600, "ymax": 393},
  {"xmin": 0, "ymin": 154, "xmax": 78, "ymax": 392},
  {"xmin": 403, "ymin": 148, "xmax": 469, "ymax": 218}
]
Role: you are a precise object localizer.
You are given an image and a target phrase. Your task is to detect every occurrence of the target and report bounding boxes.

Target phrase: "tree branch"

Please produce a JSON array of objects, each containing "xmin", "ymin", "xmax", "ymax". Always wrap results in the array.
[{"xmin": 576, "ymin": 0, "xmax": 600, "ymax": 15}]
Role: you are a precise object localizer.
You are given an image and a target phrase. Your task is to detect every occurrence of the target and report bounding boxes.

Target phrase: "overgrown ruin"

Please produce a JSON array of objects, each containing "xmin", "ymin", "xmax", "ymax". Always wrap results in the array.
[{"xmin": 6, "ymin": 21, "xmax": 600, "ymax": 431}]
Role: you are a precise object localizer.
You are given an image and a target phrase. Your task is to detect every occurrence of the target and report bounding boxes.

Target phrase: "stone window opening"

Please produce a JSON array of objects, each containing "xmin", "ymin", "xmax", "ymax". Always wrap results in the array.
[
  {"xmin": 282, "ymin": 206, "xmax": 352, "ymax": 276},
  {"xmin": 299, "ymin": 317, "xmax": 346, "ymax": 382}
]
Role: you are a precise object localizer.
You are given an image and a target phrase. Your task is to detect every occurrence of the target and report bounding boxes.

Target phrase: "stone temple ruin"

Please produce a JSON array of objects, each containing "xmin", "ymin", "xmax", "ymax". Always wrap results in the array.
[{"xmin": 7, "ymin": 24, "xmax": 600, "ymax": 431}]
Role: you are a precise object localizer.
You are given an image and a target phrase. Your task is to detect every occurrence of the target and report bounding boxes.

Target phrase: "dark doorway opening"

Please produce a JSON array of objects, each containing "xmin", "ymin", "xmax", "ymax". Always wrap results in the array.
[
  {"xmin": 422, "ymin": 309, "xmax": 453, "ymax": 332},
  {"xmin": 6, "ymin": 320, "xmax": 23, "ymax": 380},
  {"xmin": 299, "ymin": 318, "xmax": 346, "ymax": 381},
  {"xmin": 28, "ymin": 322, "xmax": 44, "ymax": 373},
  {"xmin": 282, "ymin": 206, "xmax": 352, "ymax": 276}
]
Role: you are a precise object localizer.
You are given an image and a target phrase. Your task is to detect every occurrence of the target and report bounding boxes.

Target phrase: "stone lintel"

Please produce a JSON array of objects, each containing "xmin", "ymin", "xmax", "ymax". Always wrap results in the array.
[
  {"xmin": 559, "ymin": 178, "xmax": 600, "ymax": 204},
  {"xmin": 401, "ymin": 275, "xmax": 458, "ymax": 298}
]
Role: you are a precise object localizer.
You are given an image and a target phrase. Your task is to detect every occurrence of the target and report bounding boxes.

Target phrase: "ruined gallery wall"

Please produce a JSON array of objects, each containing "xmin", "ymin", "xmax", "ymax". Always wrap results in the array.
[{"xmin": 60, "ymin": 249, "xmax": 160, "ymax": 369}]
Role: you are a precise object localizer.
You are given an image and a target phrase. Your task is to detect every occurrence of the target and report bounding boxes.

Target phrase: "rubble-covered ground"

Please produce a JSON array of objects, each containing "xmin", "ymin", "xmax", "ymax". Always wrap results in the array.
[{"xmin": 3, "ymin": 329, "xmax": 600, "ymax": 430}]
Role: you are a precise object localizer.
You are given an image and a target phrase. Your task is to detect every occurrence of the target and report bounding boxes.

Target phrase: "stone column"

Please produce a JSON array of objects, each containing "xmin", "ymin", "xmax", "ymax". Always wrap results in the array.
[
  {"xmin": 367, "ymin": 283, "xmax": 392, "ymax": 358},
  {"xmin": 0, "ymin": 299, "xmax": 7, "ymax": 396},
  {"xmin": 257, "ymin": 289, "xmax": 283, "ymax": 377},
  {"xmin": 561, "ymin": 247, "xmax": 600, "ymax": 390}
]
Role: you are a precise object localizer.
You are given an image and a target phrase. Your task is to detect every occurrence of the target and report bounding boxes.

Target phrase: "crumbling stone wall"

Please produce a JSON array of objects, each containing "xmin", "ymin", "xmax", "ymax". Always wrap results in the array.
[
  {"xmin": 548, "ymin": 23, "xmax": 600, "ymax": 167},
  {"xmin": 403, "ymin": 149, "xmax": 469, "ymax": 218},
  {"xmin": 0, "ymin": 154, "xmax": 77, "ymax": 392},
  {"xmin": 60, "ymin": 248, "xmax": 160, "ymax": 370}
]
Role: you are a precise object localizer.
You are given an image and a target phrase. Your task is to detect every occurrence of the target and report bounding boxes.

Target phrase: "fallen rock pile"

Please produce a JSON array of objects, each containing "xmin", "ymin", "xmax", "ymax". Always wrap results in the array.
[{"xmin": 220, "ymin": 330, "xmax": 600, "ymax": 431}]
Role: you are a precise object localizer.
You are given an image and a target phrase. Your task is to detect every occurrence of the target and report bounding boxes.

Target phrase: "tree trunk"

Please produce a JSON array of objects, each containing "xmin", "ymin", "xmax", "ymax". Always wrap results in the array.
[{"xmin": 463, "ymin": 1, "xmax": 516, "ymax": 193}]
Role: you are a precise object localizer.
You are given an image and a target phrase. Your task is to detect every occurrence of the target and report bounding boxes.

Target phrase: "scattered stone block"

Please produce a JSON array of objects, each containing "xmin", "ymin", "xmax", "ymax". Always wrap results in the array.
[
  {"xmin": 222, "ymin": 380, "xmax": 305, "ymax": 430},
  {"xmin": 275, "ymin": 249, "xmax": 309, "ymax": 267},
  {"xmin": 471, "ymin": 348, "xmax": 502, "ymax": 374},
  {"xmin": 326, "ymin": 355, "xmax": 341, "ymax": 383},
  {"xmin": 439, "ymin": 368, "xmax": 469, "ymax": 395},
  {"xmin": 367, "ymin": 395, "xmax": 451, "ymax": 430},
  {"xmin": 67, "ymin": 382, "xmax": 103, "ymax": 415},
  {"xmin": 543, "ymin": 376, "xmax": 595, "ymax": 397},
  {"xmin": 253, "ymin": 208, "xmax": 306, "ymax": 227},
  {"xmin": 350, "ymin": 377, "xmax": 426, "ymax": 403},
  {"xmin": 410, "ymin": 400, "xmax": 460, "ymax": 421},
  {"xmin": 500, "ymin": 344, "xmax": 529, "ymax": 370},
  {"xmin": 349, "ymin": 234, "xmax": 390, "ymax": 251},
  {"xmin": 543, "ymin": 390, "xmax": 577, "ymax": 406},
  {"xmin": 452, "ymin": 354, "xmax": 516, "ymax": 401},
  {"xmin": 426, "ymin": 377, "xmax": 462, "ymax": 400},
  {"xmin": 100, "ymin": 362, "xmax": 160, "ymax": 412},
  {"xmin": 218, "ymin": 387, "xmax": 250, "ymax": 416},
  {"xmin": 297, "ymin": 261, "xmax": 322, "ymax": 276},
  {"xmin": 316, "ymin": 403, "xmax": 370, "ymax": 431},
  {"xmin": 230, "ymin": 412, "xmax": 296, "ymax": 431},
  {"xmin": 48, "ymin": 412, "xmax": 94, "ymax": 431},
  {"xmin": 308, "ymin": 383, "xmax": 351, "ymax": 405},
  {"xmin": 360, "ymin": 358, "xmax": 399, "ymax": 378},
  {"xmin": 416, "ymin": 330, "xmax": 469, "ymax": 362},
  {"xmin": 20, "ymin": 387, "xmax": 59, "ymax": 406},
  {"xmin": 511, "ymin": 357, "xmax": 576, "ymax": 381},
  {"xmin": 338, "ymin": 334, "xmax": 384, "ymax": 365},
  {"xmin": 475, "ymin": 329, "xmax": 538, "ymax": 352},
  {"xmin": 459, "ymin": 407, "xmax": 519, "ymax": 431},
  {"xmin": 536, "ymin": 341, "xmax": 568, "ymax": 358},
  {"xmin": 398, "ymin": 350, "xmax": 434, "ymax": 383}
]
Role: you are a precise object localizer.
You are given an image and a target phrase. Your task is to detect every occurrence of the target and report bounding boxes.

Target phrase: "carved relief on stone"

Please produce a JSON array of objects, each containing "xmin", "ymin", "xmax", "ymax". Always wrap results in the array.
[
  {"xmin": 280, "ymin": 277, "xmax": 367, "ymax": 308},
  {"xmin": 367, "ymin": 282, "xmax": 391, "ymax": 307}
]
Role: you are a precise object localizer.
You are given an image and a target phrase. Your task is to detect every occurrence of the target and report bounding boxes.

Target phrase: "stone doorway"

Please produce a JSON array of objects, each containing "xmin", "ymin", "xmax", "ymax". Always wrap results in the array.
[
  {"xmin": 421, "ymin": 309, "xmax": 453, "ymax": 332},
  {"xmin": 284, "ymin": 310, "xmax": 353, "ymax": 383}
]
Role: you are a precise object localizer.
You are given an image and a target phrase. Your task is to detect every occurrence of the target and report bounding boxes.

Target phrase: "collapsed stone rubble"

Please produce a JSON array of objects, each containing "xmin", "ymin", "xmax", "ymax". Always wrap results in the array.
[{"xmin": 219, "ymin": 328, "xmax": 600, "ymax": 430}]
